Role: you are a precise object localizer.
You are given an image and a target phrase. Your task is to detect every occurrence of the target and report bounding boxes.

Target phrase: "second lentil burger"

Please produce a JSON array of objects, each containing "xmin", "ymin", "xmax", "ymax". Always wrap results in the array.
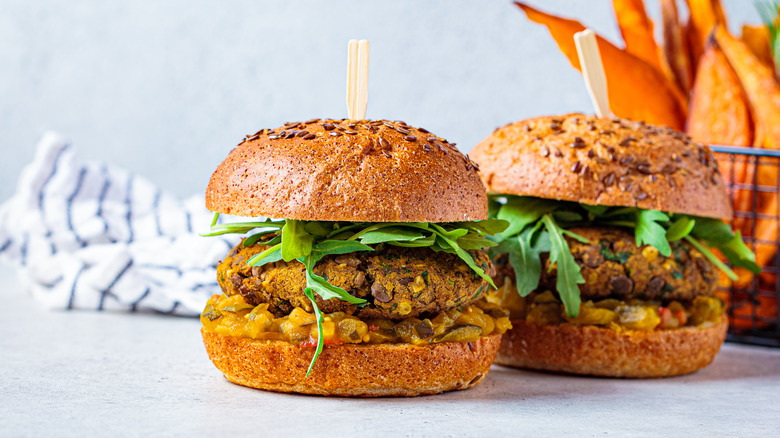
[
  {"xmin": 200, "ymin": 118, "xmax": 510, "ymax": 396},
  {"xmin": 470, "ymin": 114, "xmax": 758, "ymax": 378}
]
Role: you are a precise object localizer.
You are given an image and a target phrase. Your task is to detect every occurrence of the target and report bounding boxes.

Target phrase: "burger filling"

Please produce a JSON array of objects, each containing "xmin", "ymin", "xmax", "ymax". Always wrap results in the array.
[
  {"xmin": 487, "ymin": 195, "xmax": 757, "ymax": 329},
  {"xmin": 202, "ymin": 215, "xmax": 509, "ymax": 374},
  {"xmin": 202, "ymin": 293, "xmax": 511, "ymax": 346},
  {"xmin": 218, "ymin": 243, "xmax": 494, "ymax": 319}
]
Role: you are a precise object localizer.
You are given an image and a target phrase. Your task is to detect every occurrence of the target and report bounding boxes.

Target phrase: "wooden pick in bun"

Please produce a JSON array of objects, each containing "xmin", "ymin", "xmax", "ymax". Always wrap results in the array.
[
  {"xmin": 201, "ymin": 119, "xmax": 510, "ymax": 396},
  {"xmin": 471, "ymin": 113, "xmax": 758, "ymax": 378}
]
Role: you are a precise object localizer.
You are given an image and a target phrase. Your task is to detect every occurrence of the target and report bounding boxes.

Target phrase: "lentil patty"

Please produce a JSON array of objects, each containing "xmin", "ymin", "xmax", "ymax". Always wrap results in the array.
[
  {"xmin": 218, "ymin": 241, "xmax": 494, "ymax": 320},
  {"xmin": 493, "ymin": 226, "xmax": 717, "ymax": 302}
]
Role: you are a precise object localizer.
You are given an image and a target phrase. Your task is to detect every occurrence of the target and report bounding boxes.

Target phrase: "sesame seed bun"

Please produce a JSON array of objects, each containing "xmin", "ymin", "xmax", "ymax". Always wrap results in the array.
[
  {"xmin": 206, "ymin": 119, "xmax": 487, "ymax": 222},
  {"xmin": 201, "ymin": 329, "xmax": 501, "ymax": 397},
  {"xmin": 495, "ymin": 318, "xmax": 727, "ymax": 378},
  {"xmin": 470, "ymin": 114, "xmax": 732, "ymax": 220}
]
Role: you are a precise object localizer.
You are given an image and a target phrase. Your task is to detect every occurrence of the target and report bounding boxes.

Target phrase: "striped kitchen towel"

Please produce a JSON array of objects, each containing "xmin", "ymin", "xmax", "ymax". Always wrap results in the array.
[{"xmin": 0, "ymin": 132, "xmax": 239, "ymax": 316}]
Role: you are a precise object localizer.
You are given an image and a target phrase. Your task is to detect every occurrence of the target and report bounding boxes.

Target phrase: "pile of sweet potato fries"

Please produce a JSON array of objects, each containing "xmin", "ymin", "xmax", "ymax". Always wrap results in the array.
[{"xmin": 515, "ymin": 0, "xmax": 780, "ymax": 328}]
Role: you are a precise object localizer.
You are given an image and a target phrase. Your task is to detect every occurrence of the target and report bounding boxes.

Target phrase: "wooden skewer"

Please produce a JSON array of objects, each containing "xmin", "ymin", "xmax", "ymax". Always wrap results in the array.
[
  {"xmin": 346, "ymin": 39, "xmax": 369, "ymax": 120},
  {"xmin": 574, "ymin": 29, "xmax": 613, "ymax": 118}
]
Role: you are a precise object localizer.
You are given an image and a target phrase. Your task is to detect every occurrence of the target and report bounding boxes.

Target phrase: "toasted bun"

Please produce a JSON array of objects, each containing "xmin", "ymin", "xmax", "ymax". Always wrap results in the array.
[
  {"xmin": 206, "ymin": 119, "xmax": 486, "ymax": 222},
  {"xmin": 202, "ymin": 329, "xmax": 501, "ymax": 397},
  {"xmin": 470, "ymin": 114, "xmax": 732, "ymax": 220},
  {"xmin": 495, "ymin": 319, "xmax": 727, "ymax": 378}
]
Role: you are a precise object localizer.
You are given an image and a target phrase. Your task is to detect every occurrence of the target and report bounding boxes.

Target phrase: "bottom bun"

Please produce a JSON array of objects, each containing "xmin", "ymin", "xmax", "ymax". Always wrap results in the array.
[
  {"xmin": 202, "ymin": 329, "xmax": 501, "ymax": 397},
  {"xmin": 495, "ymin": 319, "xmax": 728, "ymax": 378}
]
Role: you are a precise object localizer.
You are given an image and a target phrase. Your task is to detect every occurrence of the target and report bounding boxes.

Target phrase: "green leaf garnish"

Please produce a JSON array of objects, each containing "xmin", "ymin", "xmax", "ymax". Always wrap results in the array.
[
  {"xmin": 355, "ymin": 227, "xmax": 426, "ymax": 244},
  {"xmin": 489, "ymin": 195, "xmax": 758, "ymax": 319},
  {"xmin": 666, "ymin": 216, "xmax": 695, "ymax": 242},
  {"xmin": 541, "ymin": 214, "xmax": 584, "ymax": 317},
  {"xmin": 502, "ymin": 223, "xmax": 548, "ymax": 297},
  {"xmin": 430, "ymin": 223, "xmax": 496, "ymax": 288},
  {"xmin": 684, "ymin": 236, "xmax": 737, "ymax": 281},
  {"xmin": 301, "ymin": 254, "xmax": 367, "ymax": 304},
  {"xmin": 497, "ymin": 196, "xmax": 558, "ymax": 238},
  {"xmin": 457, "ymin": 218, "xmax": 511, "ymax": 235},
  {"xmin": 635, "ymin": 209, "xmax": 672, "ymax": 257},
  {"xmin": 243, "ymin": 230, "xmax": 281, "ymax": 247},
  {"xmin": 281, "ymin": 219, "xmax": 314, "ymax": 262},
  {"xmin": 246, "ymin": 243, "xmax": 282, "ymax": 267},
  {"xmin": 456, "ymin": 232, "xmax": 499, "ymax": 250},
  {"xmin": 202, "ymin": 219, "xmax": 284, "ymax": 237},
  {"xmin": 691, "ymin": 218, "xmax": 760, "ymax": 274},
  {"xmin": 303, "ymin": 288, "xmax": 324, "ymax": 377}
]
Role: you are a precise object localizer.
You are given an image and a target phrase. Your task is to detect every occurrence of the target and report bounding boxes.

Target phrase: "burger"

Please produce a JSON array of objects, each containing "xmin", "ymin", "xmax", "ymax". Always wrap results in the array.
[
  {"xmin": 199, "ymin": 118, "xmax": 511, "ymax": 396},
  {"xmin": 470, "ymin": 114, "xmax": 758, "ymax": 378}
]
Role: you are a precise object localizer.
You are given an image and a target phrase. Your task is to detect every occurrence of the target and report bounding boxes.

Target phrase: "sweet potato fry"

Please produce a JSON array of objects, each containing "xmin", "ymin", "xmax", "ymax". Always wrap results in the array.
[
  {"xmin": 714, "ymin": 25, "xmax": 780, "ymax": 290},
  {"xmin": 612, "ymin": 0, "xmax": 671, "ymax": 75},
  {"xmin": 687, "ymin": 43, "xmax": 752, "ymax": 147},
  {"xmin": 685, "ymin": 0, "xmax": 722, "ymax": 67},
  {"xmin": 515, "ymin": 2, "xmax": 687, "ymax": 130},
  {"xmin": 711, "ymin": 0, "xmax": 728, "ymax": 29},
  {"xmin": 688, "ymin": 42, "xmax": 752, "ymax": 224},
  {"xmin": 662, "ymin": 0, "xmax": 694, "ymax": 92},
  {"xmin": 741, "ymin": 24, "xmax": 775, "ymax": 76},
  {"xmin": 715, "ymin": 26, "xmax": 780, "ymax": 150}
]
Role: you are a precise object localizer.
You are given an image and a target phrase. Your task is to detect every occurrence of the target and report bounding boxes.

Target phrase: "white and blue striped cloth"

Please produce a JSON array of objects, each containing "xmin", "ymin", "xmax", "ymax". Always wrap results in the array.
[{"xmin": 0, "ymin": 133, "xmax": 238, "ymax": 316}]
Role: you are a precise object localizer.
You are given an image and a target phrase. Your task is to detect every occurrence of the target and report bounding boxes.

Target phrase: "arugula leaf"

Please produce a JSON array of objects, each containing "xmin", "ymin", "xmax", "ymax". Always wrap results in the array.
[
  {"xmin": 541, "ymin": 214, "xmax": 584, "ymax": 317},
  {"xmin": 303, "ymin": 288, "xmax": 324, "ymax": 377},
  {"xmin": 691, "ymin": 217, "xmax": 760, "ymax": 274},
  {"xmin": 635, "ymin": 210, "xmax": 672, "ymax": 256},
  {"xmin": 389, "ymin": 234, "xmax": 437, "ymax": 248},
  {"xmin": 301, "ymin": 253, "xmax": 367, "ymax": 304},
  {"xmin": 666, "ymin": 216, "xmax": 695, "ymax": 242},
  {"xmin": 496, "ymin": 196, "xmax": 559, "ymax": 238},
  {"xmin": 243, "ymin": 230, "xmax": 281, "ymax": 247},
  {"xmin": 581, "ymin": 203, "xmax": 610, "ymax": 218},
  {"xmin": 552, "ymin": 210, "xmax": 583, "ymax": 223},
  {"xmin": 281, "ymin": 219, "xmax": 314, "ymax": 262},
  {"xmin": 504, "ymin": 224, "xmax": 548, "ymax": 297},
  {"xmin": 430, "ymin": 223, "xmax": 496, "ymax": 287},
  {"xmin": 560, "ymin": 228, "xmax": 589, "ymax": 244},
  {"xmin": 684, "ymin": 236, "xmax": 738, "ymax": 280},
  {"xmin": 717, "ymin": 231, "xmax": 761, "ymax": 274},
  {"xmin": 690, "ymin": 217, "xmax": 736, "ymax": 244},
  {"xmin": 488, "ymin": 197, "xmax": 503, "ymax": 219},
  {"xmin": 202, "ymin": 219, "xmax": 284, "ymax": 237},
  {"xmin": 355, "ymin": 227, "xmax": 426, "ymax": 244},
  {"xmin": 246, "ymin": 243, "xmax": 283, "ymax": 267},
  {"xmin": 304, "ymin": 221, "xmax": 332, "ymax": 237},
  {"xmin": 431, "ymin": 226, "xmax": 469, "ymax": 240},
  {"xmin": 456, "ymin": 232, "xmax": 499, "ymax": 250},
  {"xmin": 347, "ymin": 222, "xmax": 429, "ymax": 241},
  {"xmin": 310, "ymin": 240, "xmax": 374, "ymax": 258},
  {"xmin": 457, "ymin": 218, "xmax": 510, "ymax": 235}
]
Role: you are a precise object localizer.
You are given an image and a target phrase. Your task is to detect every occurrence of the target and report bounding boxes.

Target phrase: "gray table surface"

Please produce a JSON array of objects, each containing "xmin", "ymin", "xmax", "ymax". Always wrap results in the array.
[{"xmin": 2, "ymin": 265, "xmax": 779, "ymax": 437}]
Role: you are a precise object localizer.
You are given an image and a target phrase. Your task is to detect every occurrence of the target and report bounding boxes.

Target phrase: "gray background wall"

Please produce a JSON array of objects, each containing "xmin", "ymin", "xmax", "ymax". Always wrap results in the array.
[{"xmin": 0, "ymin": 0, "xmax": 758, "ymax": 203}]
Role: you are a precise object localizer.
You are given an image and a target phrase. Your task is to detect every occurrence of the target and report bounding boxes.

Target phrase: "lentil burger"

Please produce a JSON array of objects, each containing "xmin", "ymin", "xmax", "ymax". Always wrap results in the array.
[
  {"xmin": 470, "ymin": 114, "xmax": 758, "ymax": 378},
  {"xmin": 201, "ymin": 118, "xmax": 510, "ymax": 396}
]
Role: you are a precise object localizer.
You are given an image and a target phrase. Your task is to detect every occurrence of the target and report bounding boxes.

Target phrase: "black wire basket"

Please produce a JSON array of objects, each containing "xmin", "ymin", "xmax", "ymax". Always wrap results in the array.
[{"xmin": 711, "ymin": 145, "xmax": 780, "ymax": 347}]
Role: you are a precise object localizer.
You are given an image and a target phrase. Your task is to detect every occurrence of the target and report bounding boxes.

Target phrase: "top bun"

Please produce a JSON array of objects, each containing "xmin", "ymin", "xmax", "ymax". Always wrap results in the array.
[
  {"xmin": 470, "ymin": 114, "xmax": 732, "ymax": 220},
  {"xmin": 206, "ymin": 119, "xmax": 487, "ymax": 222}
]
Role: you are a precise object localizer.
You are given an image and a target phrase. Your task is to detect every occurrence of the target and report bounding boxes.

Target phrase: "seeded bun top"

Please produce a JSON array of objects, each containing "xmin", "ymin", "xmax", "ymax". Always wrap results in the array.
[
  {"xmin": 470, "ymin": 114, "xmax": 732, "ymax": 220},
  {"xmin": 206, "ymin": 119, "xmax": 487, "ymax": 222}
]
